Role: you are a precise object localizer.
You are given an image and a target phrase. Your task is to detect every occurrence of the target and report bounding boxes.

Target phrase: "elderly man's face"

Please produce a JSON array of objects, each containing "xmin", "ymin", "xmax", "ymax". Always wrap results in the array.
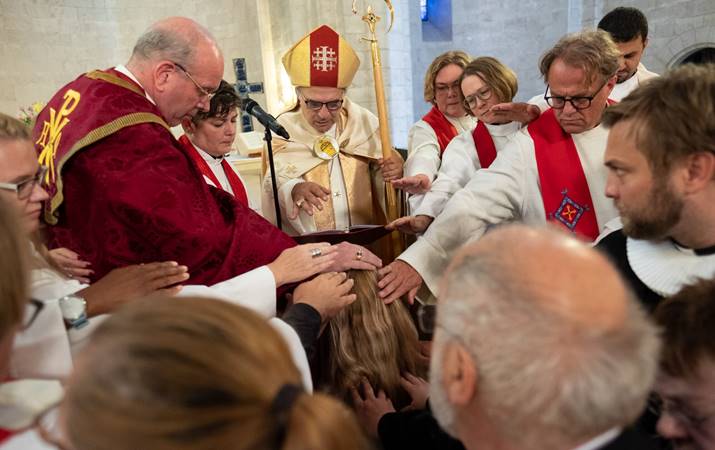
[
  {"xmin": 158, "ymin": 48, "xmax": 223, "ymax": 127},
  {"xmin": 615, "ymin": 37, "xmax": 647, "ymax": 83},
  {"xmin": 655, "ymin": 359, "xmax": 715, "ymax": 450},
  {"xmin": 547, "ymin": 58, "xmax": 615, "ymax": 134},
  {"xmin": 604, "ymin": 120, "xmax": 683, "ymax": 239},
  {"xmin": 0, "ymin": 138, "xmax": 49, "ymax": 234},
  {"xmin": 298, "ymin": 86, "xmax": 344, "ymax": 133}
]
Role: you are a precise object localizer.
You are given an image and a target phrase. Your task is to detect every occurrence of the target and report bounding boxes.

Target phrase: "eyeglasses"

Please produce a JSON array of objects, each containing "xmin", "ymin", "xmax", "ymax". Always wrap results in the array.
[
  {"xmin": 435, "ymin": 80, "xmax": 461, "ymax": 96},
  {"xmin": 463, "ymin": 87, "xmax": 493, "ymax": 109},
  {"xmin": 543, "ymin": 78, "xmax": 609, "ymax": 110},
  {"xmin": 173, "ymin": 62, "xmax": 215, "ymax": 100},
  {"xmin": 301, "ymin": 97, "xmax": 343, "ymax": 112},
  {"xmin": 0, "ymin": 166, "xmax": 48, "ymax": 200},
  {"xmin": 22, "ymin": 299, "xmax": 45, "ymax": 330},
  {"xmin": 649, "ymin": 393, "xmax": 715, "ymax": 433}
]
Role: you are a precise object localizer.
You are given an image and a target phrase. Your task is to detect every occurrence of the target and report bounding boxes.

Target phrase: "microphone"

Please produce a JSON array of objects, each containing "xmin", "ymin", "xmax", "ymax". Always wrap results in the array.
[{"xmin": 242, "ymin": 98, "xmax": 290, "ymax": 140}]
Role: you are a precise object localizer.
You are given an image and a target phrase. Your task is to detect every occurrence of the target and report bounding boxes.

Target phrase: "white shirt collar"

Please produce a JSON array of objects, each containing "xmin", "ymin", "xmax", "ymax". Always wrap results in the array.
[
  {"xmin": 571, "ymin": 427, "xmax": 621, "ymax": 450},
  {"xmin": 114, "ymin": 64, "xmax": 157, "ymax": 105},
  {"xmin": 188, "ymin": 137, "xmax": 226, "ymax": 165}
]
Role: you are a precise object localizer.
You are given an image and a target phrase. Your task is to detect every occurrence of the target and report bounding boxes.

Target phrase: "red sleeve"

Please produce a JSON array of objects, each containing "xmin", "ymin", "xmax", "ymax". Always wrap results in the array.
[{"xmin": 47, "ymin": 123, "xmax": 295, "ymax": 285}]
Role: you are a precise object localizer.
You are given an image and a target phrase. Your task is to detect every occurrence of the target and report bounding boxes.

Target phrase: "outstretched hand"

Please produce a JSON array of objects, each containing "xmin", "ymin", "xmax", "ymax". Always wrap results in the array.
[
  {"xmin": 328, "ymin": 242, "xmax": 382, "ymax": 272},
  {"xmin": 391, "ymin": 174, "xmax": 431, "ymax": 195},
  {"xmin": 386, "ymin": 215, "xmax": 434, "ymax": 235},
  {"xmin": 79, "ymin": 261, "xmax": 189, "ymax": 317},
  {"xmin": 400, "ymin": 373, "xmax": 430, "ymax": 411},
  {"xmin": 294, "ymin": 272, "xmax": 356, "ymax": 322},
  {"xmin": 267, "ymin": 243, "xmax": 337, "ymax": 286},
  {"xmin": 377, "ymin": 260, "xmax": 422, "ymax": 305},
  {"xmin": 378, "ymin": 154, "xmax": 403, "ymax": 182},
  {"xmin": 488, "ymin": 102, "xmax": 541, "ymax": 124},
  {"xmin": 48, "ymin": 247, "xmax": 93, "ymax": 283},
  {"xmin": 351, "ymin": 379, "xmax": 396, "ymax": 437}
]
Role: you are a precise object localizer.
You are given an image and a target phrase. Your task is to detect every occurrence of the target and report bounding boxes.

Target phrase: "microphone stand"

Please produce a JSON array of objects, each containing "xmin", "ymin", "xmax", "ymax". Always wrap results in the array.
[{"xmin": 264, "ymin": 127, "xmax": 282, "ymax": 231}]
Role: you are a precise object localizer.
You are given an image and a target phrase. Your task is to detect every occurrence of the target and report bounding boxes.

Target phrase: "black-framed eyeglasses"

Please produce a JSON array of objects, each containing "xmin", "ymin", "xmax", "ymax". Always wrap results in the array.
[
  {"xmin": 435, "ymin": 80, "xmax": 461, "ymax": 96},
  {"xmin": 301, "ymin": 97, "xmax": 343, "ymax": 112},
  {"xmin": 648, "ymin": 393, "xmax": 715, "ymax": 433},
  {"xmin": 0, "ymin": 166, "xmax": 48, "ymax": 200},
  {"xmin": 22, "ymin": 299, "xmax": 45, "ymax": 330},
  {"xmin": 463, "ymin": 87, "xmax": 493, "ymax": 110},
  {"xmin": 173, "ymin": 62, "xmax": 215, "ymax": 100},
  {"xmin": 543, "ymin": 78, "xmax": 608, "ymax": 110}
]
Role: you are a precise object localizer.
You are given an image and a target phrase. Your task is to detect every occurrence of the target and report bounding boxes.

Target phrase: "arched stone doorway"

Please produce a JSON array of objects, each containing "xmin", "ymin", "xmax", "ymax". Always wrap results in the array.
[{"xmin": 681, "ymin": 47, "xmax": 715, "ymax": 65}]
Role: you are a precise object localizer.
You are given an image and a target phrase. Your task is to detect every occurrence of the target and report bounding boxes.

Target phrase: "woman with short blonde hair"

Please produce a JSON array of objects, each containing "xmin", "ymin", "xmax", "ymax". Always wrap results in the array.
[
  {"xmin": 406, "ymin": 56, "xmax": 524, "ymax": 228},
  {"xmin": 401, "ymin": 50, "xmax": 475, "ymax": 210},
  {"xmin": 63, "ymin": 296, "xmax": 370, "ymax": 450}
]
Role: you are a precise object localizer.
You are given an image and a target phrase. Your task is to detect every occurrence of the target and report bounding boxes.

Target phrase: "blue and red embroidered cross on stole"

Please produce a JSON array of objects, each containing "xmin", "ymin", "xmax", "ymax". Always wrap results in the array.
[
  {"xmin": 471, "ymin": 121, "xmax": 498, "ymax": 168},
  {"xmin": 528, "ymin": 109, "xmax": 600, "ymax": 240}
]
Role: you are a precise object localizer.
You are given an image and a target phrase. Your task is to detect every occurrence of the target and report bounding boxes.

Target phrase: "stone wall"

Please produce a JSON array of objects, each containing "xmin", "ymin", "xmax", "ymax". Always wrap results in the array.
[{"xmin": 0, "ymin": 0, "xmax": 266, "ymax": 123}]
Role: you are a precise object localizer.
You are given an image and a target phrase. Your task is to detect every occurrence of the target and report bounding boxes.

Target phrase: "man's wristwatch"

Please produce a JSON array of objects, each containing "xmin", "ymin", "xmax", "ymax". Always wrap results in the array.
[{"xmin": 59, "ymin": 295, "xmax": 89, "ymax": 329}]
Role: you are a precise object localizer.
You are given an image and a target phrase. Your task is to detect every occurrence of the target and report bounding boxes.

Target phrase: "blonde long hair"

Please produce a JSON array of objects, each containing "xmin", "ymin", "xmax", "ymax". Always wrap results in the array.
[
  {"xmin": 64, "ymin": 296, "xmax": 370, "ymax": 450},
  {"xmin": 326, "ymin": 270, "xmax": 426, "ymax": 408}
]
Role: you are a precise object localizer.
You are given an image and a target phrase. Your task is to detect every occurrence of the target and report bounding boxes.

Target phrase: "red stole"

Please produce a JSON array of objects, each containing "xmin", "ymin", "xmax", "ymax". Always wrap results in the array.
[
  {"xmin": 471, "ymin": 121, "xmax": 498, "ymax": 168},
  {"xmin": 179, "ymin": 135, "xmax": 249, "ymax": 207},
  {"xmin": 421, "ymin": 106, "xmax": 459, "ymax": 155},
  {"xmin": 0, "ymin": 428, "xmax": 14, "ymax": 444},
  {"xmin": 527, "ymin": 109, "xmax": 599, "ymax": 240}
]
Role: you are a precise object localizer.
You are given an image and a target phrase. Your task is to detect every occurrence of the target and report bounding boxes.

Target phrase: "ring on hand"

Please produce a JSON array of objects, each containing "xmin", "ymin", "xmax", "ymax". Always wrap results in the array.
[
  {"xmin": 310, "ymin": 248, "xmax": 322, "ymax": 258},
  {"xmin": 296, "ymin": 199, "xmax": 305, "ymax": 208},
  {"xmin": 356, "ymin": 249, "xmax": 363, "ymax": 260}
]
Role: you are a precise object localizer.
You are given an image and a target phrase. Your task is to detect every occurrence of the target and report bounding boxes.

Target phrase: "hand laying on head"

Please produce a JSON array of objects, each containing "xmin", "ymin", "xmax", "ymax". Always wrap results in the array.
[
  {"xmin": 378, "ymin": 153, "xmax": 404, "ymax": 182},
  {"xmin": 488, "ymin": 102, "xmax": 541, "ymax": 124},
  {"xmin": 327, "ymin": 242, "xmax": 382, "ymax": 272},
  {"xmin": 391, "ymin": 174, "xmax": 431, "ymax": 195},
  {"xmin": 386, "ymin": 215, "xmax": 434, "ymax": 235},
  {"xmin": 400, "ymin": 373, "xmax": 430, "ymax": 411},
  {"xmin": 351, "ymin": 379, "xmax": 396, "ymax": 438},
  {"xmin": 378, "ymin": 260, "xmax": 422, "ymax": 305},
  {"xmin": 267, "ymin": 243, "xmax": 337, "ymax": 286},
  {"xmin": 293, "ymin": 272, "xmax": 356, "ymax": 322},
  {"xmin": 78, "ymin": 262, "xmax": 189, "ymax": 317},
  {"xmin": 48, "ymin": 247, "xmax": 93, "ymax": 283},
  {"xmin": 290, "ymin": 181, "xmax": 330, "ymax": 218}
]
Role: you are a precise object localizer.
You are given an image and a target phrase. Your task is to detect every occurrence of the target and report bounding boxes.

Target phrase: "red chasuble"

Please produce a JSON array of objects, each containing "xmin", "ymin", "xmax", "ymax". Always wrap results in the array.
[
  {"xmin": 33, "ymin": 68, "xmax": 295, "ymax": 285},
  {"xmin": 471, "ymin": 121, "xmax": 498, "ymax": 169},
  {"xmin": 178, "ymin": 135, "xmax": 249, "ymax": 207},
  {"xmin": 527, "ymin": 109, "xmax": 600, "ymax": 240},
  {"xmin": 421, "ymin": 106, "xmax": 459, "ymax": 155}
]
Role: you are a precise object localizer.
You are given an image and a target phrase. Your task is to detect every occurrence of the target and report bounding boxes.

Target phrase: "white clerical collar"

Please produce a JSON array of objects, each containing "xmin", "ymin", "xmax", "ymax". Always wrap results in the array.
[
  {"xmin": 189, "ymin": 137, "xmax": 227, "ymax": 165},
  {"xmin": 446, "ymin": 114, "xmax": 477, "ymax": 133},
  {"xmin": 571, "ymin": 427, "xmax": 621, "ymax": 450},
  {"xmin": 114, "ymin": 65, "xmax": 157, "ymax": 106},
  {"xmin": 484, "ymin": 120, "xmax": 521, "ymax": 136},
  {"xmin": 627, "ymin": 234, "xmax": 715, "ymax": 297}
]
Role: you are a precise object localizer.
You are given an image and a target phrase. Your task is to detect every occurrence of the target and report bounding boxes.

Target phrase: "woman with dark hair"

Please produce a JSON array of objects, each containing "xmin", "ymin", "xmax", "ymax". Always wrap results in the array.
[{"xmin": 180, "ymin": 80, "xmax": 249, "ymax": 206}]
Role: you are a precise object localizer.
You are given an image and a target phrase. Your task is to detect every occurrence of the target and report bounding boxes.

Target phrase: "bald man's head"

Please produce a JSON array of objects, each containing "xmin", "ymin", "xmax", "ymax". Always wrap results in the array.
[
  {"xmin": 430, "ymin": 225, "xmax": 660, "ymax": 450},
  {"xmin": 450, "ymin": 225, "xmax": 628, "ymax": 330},
  {"xmin": 127, "ymin": 17, "xmax": 224, "ymax": 126}
]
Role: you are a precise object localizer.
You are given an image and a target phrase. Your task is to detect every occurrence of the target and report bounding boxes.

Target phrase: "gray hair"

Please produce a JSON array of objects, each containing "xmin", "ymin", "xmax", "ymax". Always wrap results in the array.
[
  {"xmin": 437, "ymin": 239, "xmax": 661, "ymax": 448},
  {"xmin": 131, "ymin": 18, "xmax": 214, "ymax": 67},
  {"xmin": 539, "ymin": 29, "xmax": 620, "ymax": 84},
  {"xmin": 131, "ymin": 27, "xmax": 193, "ymax": 67}
]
